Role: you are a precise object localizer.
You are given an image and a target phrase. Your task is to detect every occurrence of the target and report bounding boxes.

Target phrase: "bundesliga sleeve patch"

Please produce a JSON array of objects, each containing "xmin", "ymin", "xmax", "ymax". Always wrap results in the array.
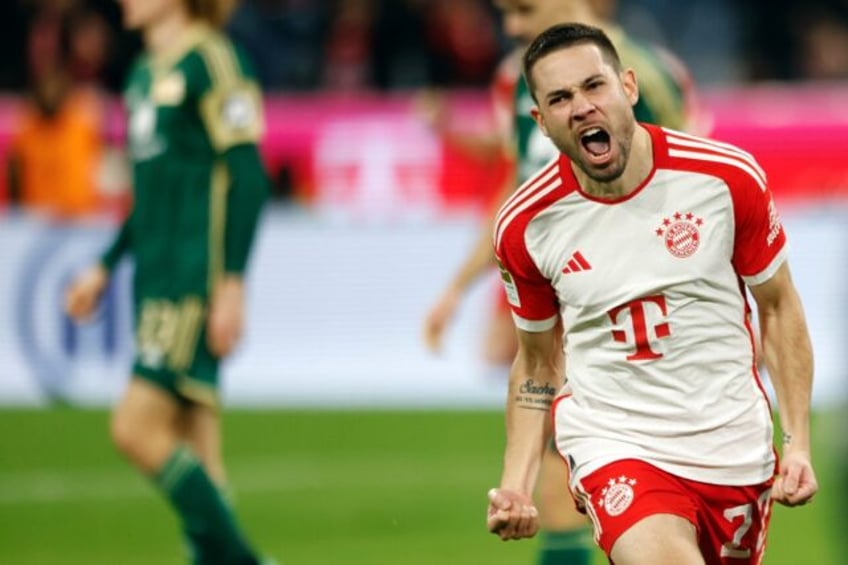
[
  {"xmin": 497, "ymin": 260, "xmax": 522, "ymax": 307},
  {"xmin": 221, "ymin": 91, "xmax": 257, "ymax": 130},
  {"xmin": 200, "ymin": 82, "xmax": 264, "ymax": 150}
]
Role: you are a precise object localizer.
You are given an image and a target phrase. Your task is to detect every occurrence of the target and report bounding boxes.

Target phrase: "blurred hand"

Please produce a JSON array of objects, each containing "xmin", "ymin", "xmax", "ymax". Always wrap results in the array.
[
  {"xmin": 207, "ymin": 276, "xmax": 245, "ymax": 358},
  {"xmin": 65, "ymin": 264, "xmax": 109, "ymax": 322},
  {"xmin": 771, "ymin": 449, "xmax": 818, "ymax": 507},
  {"xmin": 422, "ymin": 287, "xmax": 461, "ymax": 353},
  {"xmin": 487, "ymin": 488, "xmax": 539, "ymax": 541}
]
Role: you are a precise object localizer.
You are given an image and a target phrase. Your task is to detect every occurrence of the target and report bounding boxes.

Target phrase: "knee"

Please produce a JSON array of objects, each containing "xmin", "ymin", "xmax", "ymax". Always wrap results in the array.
[{"xmin": 110, "ymin": 411, "xmax": 176, "ymax": 473}]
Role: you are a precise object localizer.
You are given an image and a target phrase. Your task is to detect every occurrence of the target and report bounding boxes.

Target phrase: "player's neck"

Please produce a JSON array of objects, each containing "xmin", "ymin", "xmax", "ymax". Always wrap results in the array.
[
  {"xmin": 577, "ymin": 125, "xmax": 654, "ymax": 200},
  {"xmin": 144, "ymin": 10, "xmax": 193, "ymax": 56}
]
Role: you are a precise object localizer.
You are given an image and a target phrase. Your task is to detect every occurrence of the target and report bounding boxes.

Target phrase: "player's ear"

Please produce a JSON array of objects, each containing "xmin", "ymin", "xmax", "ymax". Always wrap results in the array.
[
  {"xmin": 530, "ymin": 106, "xmax": 550, "ymax": 137},
  {"xmin": 621, "ymin": 68, "xmax": 639, "ymax": 107}
]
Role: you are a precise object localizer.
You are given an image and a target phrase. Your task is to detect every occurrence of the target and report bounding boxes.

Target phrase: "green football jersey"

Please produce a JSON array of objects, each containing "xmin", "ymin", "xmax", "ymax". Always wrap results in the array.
[
  {"xmin": 104, "ymin": 25, "xmax": 265, "ymax": 300},
  {"xmin": 513, "ymin": 25, "xmax": 690, "ymax": 184}
]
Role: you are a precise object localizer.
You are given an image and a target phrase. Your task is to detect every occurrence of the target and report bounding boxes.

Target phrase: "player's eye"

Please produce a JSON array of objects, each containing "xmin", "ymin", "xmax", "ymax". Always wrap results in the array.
[{"xmin": 548, "ymin": 93, "xmax": 570, "ymax": 106}]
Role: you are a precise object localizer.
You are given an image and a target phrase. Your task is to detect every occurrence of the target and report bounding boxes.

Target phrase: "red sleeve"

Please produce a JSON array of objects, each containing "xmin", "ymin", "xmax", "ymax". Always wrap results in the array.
[
  {"xmin": 495, "ymin": 222, "xmax": 559, "ymax": 331},
  {"xmin": 729, "ymin": 171, "xmax": 787, "ymax": 285}
]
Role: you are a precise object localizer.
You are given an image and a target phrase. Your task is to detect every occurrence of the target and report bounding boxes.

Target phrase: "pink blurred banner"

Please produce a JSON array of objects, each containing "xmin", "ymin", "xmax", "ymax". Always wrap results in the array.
[
  {"xmin": 2, "ymin": 85, "xmax": 846, "ymax": 215},
  {"xmin": 703, "ymin": 84, "xmax": 848, "ymax": 204}
]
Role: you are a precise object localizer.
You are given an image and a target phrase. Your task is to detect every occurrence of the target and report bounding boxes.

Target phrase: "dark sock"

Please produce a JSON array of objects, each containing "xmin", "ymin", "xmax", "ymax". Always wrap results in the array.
[
  {"xmin": 537, "ymin": 527, "xmax": 595, "ymax": 565},
  {"xmin": 153, "ymin": 446, "xmax": 259, "ymax": 565}
]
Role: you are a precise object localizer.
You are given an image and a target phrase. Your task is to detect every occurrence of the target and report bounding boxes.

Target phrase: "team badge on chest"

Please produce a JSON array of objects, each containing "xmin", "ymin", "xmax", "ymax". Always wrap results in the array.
[{"xmin": 655, "ymin": 211, "xmax": 704, "ymax": 258}]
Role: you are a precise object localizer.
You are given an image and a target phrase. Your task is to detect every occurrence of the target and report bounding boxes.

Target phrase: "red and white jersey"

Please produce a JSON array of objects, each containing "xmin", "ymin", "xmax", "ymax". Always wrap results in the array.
[{"xmin": 494, "ymin": 124, "xmax": 785, "ymax": 487}]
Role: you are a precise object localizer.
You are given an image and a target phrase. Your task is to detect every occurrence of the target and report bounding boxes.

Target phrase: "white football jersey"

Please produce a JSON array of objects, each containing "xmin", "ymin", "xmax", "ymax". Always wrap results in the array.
[{"xmin": 494, "ymin": 125, "xmax": 785, "ymax": 487}]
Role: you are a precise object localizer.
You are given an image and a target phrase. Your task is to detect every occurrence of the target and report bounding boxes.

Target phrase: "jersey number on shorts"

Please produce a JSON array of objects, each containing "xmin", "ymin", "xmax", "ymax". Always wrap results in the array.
[{"xmin": 721, "ymin": 489, "xmax": 772, "ymax": 558}]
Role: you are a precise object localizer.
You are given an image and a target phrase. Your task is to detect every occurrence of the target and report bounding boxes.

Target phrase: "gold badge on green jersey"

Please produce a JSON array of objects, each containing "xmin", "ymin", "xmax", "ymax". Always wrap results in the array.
[{"xmin": 152, "ymin": 72, "xmax": 186, "ymax": 106}]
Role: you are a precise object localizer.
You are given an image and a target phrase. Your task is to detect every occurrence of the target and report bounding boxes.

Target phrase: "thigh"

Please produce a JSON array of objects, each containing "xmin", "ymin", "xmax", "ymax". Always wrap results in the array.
[
  {"xmin": 611, "ymin": 513, "xmax": 704, "ymax": 565},
  {"xmin": 574, "ymin": 459, "xmax": 701, "ymax": 559},
  {"xmin": 111, "ymin": 378, "xmax": 183, "ymax": 471},
  {"xmin": 114, "ymin": 377, "xmax": 181, "ymax": 433},
  {"xmin": 693, "ymin": 479, "xmax": 773, "ymax": 564},
  {"xmin": 179, "ymin": 404, "xmax": 225, "ymax": 485}
]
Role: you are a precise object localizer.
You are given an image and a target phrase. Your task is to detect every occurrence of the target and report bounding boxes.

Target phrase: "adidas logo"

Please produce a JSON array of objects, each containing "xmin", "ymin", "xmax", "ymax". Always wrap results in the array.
[{"xmin": 562, "ymin": 251, "xmax": 592, "ymax": 274}]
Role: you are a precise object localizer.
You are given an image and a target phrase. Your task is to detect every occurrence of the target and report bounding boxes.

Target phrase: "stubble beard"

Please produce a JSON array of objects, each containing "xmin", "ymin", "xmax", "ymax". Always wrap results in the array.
[{"xmin": 562, "ymin": 120, "xmax": 635, "ymax": 184}]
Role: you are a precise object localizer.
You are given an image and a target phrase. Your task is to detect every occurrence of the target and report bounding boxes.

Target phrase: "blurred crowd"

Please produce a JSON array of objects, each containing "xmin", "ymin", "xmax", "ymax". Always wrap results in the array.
[
  {"xmin": 4, "ymin": 0, "xmax": 848, "ymax": 93},
  {"xmin": 2, "ymin": 0, "xmax": 848, "ymax": 220}
]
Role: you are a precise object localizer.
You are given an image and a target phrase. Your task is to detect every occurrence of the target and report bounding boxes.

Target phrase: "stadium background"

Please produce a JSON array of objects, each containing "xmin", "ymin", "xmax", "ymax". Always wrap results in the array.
[{"xmin": 0, "ymin": 1, "xmax": 846, "ymax": 563}]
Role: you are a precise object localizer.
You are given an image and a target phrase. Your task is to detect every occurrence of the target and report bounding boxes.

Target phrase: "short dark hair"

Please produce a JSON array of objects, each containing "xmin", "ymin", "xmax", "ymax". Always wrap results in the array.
[{"xmin": 522, "ymin": 23, "xmax": 623, "ymax": 101}]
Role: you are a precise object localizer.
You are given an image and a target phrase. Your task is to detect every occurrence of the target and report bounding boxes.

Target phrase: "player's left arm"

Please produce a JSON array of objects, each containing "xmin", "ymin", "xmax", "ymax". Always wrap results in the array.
[
  {"xmin": 198, "ymin": 51, "xmax": 270, "ymax": 357},
  {"xmin": 749, "ymin": 262, "xmax": 817, "ymax": 506},
  {"xmin": 488, "ymin": 323, "xmax": 562, "ymax": 541}
]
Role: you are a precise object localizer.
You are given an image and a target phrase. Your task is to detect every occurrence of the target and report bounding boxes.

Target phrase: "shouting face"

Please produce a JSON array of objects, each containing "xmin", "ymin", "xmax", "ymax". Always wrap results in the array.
[{"xmin": 529, "ymin": 42, "xmax": 639, "ymax": 183}]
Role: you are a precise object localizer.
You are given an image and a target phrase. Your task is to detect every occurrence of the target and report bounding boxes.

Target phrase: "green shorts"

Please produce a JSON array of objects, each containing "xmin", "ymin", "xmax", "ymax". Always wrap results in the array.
[{"xmin": 131, "ymin": 296, "xmax": 220, "ymax": 406}]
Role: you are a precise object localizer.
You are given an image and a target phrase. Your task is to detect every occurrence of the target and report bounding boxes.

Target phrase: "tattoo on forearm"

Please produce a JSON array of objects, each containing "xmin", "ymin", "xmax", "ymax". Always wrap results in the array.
[
  {"xmin": 782, "ymin": 432, "xmax": 793, "ymax": 445},
  {"xmin": 514, "ymin": 379, "xmax": 557, "ymax": 411}
]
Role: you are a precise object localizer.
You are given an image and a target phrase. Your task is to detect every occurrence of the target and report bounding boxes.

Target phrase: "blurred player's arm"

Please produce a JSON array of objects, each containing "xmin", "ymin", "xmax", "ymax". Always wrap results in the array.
[
  {"xmin": 206, "ymin": 142, "xmax": 269, "ymax": 358},
  {"xmin": 198, "ymin": 52, "xmax": 269, "ymax": 356},
  {"xmin": 749, "ymin": 262, "xmax": 817, "ymax": 507},
  {"xmin": 64, "ymin": 209, "xmax": 134, "ymax": 321},
  {"xmin": 422, "ymin": 165, "xmax": 517, "ymax": 353},
  {"xmin": 221, "ymin": 143, "xmax": 269, "ymax": 276},
  {"xmin": 487, "ymin": 323, "xmax": 561, "ymax": 540}
]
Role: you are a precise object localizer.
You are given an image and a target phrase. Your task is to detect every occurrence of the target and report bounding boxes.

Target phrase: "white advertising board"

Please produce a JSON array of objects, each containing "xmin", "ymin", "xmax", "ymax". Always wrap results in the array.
[{"xmin": 0, "ymin": 205, "xmax": 845, "ymax": 408}]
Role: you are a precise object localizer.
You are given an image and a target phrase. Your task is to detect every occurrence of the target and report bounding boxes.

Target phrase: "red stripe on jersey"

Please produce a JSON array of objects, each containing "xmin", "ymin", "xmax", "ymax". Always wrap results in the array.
[
  {"xmin": 494, "ymin": 175, "xmax": 563, "ymax": 249},
  {"xmin": 566, "ymin": 259, "xmax": 580, "ymax": 272},
  {"xmin": 573, "ymin": 251, "xmax": 591, "ymax": 270},
  {"xmin": 664, "ymin": 128, "xmax": 765, "ymax": 179},
  {"xmin": 664, "ymin": 130, "xmax": 767, "ymax": 190},
  {"xmin": 496, "ymin": 157, "xmax": 560, "ymax": 221},
  {"xmin": 494, "ymin": 163, "xmax": 562, "ymax": 248},
  {"xmin": 669, "ymin": 139, "xmax": 766, "ymax": 187}
]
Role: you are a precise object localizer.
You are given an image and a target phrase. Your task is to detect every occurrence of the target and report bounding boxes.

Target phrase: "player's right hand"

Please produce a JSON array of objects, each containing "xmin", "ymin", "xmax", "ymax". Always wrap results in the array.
[
  {"xmin": 422, "ymin": 288, "xmax": 461, "ymax": 353},
  {"xmin": 486, "ymin": 487, "xmax": 539, "ymax": 541},
  {"xmin": 771, "ymin": 449, "xmax": 818, "ymax": 507},
  {"xmin": 64, "ymin": 264, "xmax": 109, "ymax": 322}
]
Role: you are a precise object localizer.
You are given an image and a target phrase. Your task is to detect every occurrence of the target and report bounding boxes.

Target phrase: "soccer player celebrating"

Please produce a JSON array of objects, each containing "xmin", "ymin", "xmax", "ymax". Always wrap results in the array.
[
  {"xmin": 423, "ymin": 0, "xmax": 698, "ymax": 366},
  {"xmin": 422, "ymin": 1, "xmax": 699, "ymax": 563},
  {"xmin": 486, "ymin": 22, "xmax": 817, "ymax": 563},
  {"xmin": 65, "ymin": 0, "xmax": 269, "ymax": 563}
]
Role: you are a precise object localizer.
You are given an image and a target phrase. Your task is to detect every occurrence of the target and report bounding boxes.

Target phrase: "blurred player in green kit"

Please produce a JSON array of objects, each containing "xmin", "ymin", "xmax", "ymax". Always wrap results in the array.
[
  {"xmin": 421, "ymin": 1, "xmax": 700, "ymax": 564},
  {"xmin": 65, "ymin": 0, "xmax": 270, "ymax": 563}
]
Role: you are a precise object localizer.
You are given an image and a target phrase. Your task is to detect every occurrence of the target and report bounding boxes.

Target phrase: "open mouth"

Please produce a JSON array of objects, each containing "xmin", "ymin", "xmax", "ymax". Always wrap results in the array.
[{"xmin": 580, "ymin": 127, "xmax": 612, "ymax": 161}]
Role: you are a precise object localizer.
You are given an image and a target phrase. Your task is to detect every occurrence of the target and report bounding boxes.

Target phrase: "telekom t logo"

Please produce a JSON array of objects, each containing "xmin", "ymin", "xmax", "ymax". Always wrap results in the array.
[{"xmin": 607, "ymin": 295, "xmax": 671, "ymax": 361}]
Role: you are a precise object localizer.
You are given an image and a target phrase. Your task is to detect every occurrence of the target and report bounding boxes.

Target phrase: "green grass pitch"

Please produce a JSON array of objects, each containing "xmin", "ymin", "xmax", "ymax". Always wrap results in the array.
[{"xmin": 0, "ymin": 407, "xmax": 842, "ymax": 564}]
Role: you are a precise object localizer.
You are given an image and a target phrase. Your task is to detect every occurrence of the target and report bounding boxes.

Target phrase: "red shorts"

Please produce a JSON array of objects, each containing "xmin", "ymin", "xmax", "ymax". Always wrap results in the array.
[{"xmin": 574, "ymin": 459, "xmax": 774, "ymax": 563}]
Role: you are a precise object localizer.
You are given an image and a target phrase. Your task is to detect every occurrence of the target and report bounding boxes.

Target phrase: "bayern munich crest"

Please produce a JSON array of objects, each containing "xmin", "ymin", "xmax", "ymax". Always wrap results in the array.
[
  {"xmin": 655, "ymin": 211, "xmax": 704, "ymax": 258},
  {"xmin": 597, "ymin": 476, "xmax": 637, "ymax": 517}
]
